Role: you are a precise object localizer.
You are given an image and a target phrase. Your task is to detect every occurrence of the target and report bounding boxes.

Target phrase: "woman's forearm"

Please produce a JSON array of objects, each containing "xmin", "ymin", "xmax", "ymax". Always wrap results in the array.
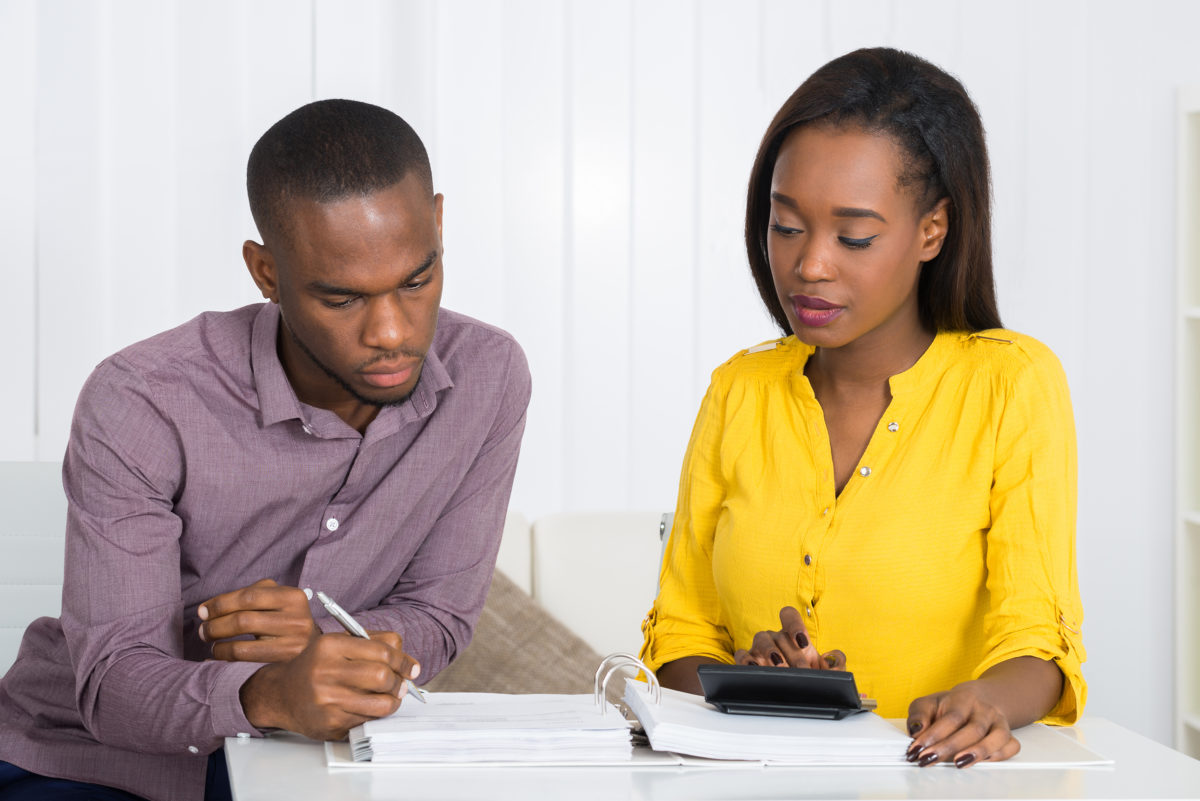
[
  {"xmin": 965, "ymin": 655, "xmax": 1064, "ymax": 727},
  {"xmin": 656, "ymin": 656, "xmax": 723, "ymax": 694}
]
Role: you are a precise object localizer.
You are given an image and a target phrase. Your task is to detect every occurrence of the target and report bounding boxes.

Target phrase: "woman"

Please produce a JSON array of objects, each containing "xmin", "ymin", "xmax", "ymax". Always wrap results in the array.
[{"xmin": 639, "ymin": 48, "xmax": 1086, "ymax": 768}]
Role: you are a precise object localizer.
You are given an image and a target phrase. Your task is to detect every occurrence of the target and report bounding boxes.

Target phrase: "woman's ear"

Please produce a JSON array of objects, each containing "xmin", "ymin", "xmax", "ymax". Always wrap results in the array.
[{"xmin": 919, "ymin": 198, "xmax": 951, "ymax": 262}]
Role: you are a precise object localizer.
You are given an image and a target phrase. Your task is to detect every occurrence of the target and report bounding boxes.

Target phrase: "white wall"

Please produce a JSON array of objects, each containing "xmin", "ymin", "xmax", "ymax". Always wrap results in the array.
[{"xmin": 1, "ymin": 0, "xmax": 1193, "ymax": 746}]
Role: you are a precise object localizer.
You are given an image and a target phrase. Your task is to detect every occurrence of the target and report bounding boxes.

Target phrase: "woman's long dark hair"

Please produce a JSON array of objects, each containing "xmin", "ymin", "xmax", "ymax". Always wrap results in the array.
[{"xmin": 745, "ymin": 48, "xmax": 1002, "ymax": 335}]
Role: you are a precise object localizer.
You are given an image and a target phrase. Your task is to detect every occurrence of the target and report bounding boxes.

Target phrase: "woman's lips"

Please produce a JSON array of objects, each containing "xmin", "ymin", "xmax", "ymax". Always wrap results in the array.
[
  {"xmin": 360, "ymin": 365, "xmax": 415, "ymax": 388},
  {"xmin": 791, "ymin": 295, "xmax": 844, "ymax": 327}
]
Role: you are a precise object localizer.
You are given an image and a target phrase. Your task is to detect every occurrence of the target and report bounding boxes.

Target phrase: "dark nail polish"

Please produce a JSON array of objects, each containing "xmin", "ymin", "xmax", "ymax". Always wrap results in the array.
[
  {"xmin": 770, "ymin": 651, "xmax": 784, "ymax": 665},
  {"xmin": 906, "ymin": 746, "xmax": 921, "ymax": 762},
  {"xmin": 908, "ymin": 721, "xmax": 923, "ymax": 735},
  {"xmin": 918, "ymin": 753, "xmax": 939, "ymax": 767},
  {"xmin": 955, "ymin": 754, "xmax": 977, "ymax": 769},
  {"xmin": 795, "ymin": 632, "xmax": 809, "ymax": 649}
]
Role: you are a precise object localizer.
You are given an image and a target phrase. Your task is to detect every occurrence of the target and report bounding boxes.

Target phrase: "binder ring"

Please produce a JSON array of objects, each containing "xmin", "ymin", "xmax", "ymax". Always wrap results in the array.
[{"xmin": 593, "ymin": 652, "xmax": 660, "ymax": 716}]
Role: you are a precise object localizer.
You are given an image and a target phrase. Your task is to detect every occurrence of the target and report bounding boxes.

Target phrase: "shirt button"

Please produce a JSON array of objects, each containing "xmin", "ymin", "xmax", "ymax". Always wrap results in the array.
[
  {"xmin": 806, "ymin": 607, "xmax": 812, "ymax": 617},
  {"xmin": 236, "ymin": 732, "xmax": 251, "ymax": 739},
  {"xmin": 326, "ymin": 518, "xmax": 339, "ymax": 532},
  {"xmin": 887, "ymin": 422, "xmax": 899, "ymax": 432},
  {"xmin": 822, "ymin": 507, "xmax": 830, "ymax": 516},
  {"xmin": 859, "ymin": 466, "xmax": 871, "ymax": 477},
  {"xmin": 804, "ymin": 554, "xmax": 812, "ymax": 566},
  {"xmin": 188, "ymin": 745, "xmax": 199, "ymax": 754},
  {"xmin": 302, "ymin": 423, "xmax": 314, "ymax": 435}
]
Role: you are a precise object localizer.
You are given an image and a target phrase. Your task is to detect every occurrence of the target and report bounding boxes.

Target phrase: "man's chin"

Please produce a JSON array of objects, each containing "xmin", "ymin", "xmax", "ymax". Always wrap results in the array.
[{"xmin": 349, "ymin": 385, "xmax": 412, "ymax": 408}]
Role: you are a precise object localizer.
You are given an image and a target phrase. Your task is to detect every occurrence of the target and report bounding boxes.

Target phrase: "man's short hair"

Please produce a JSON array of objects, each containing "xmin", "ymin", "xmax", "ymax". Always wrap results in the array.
[{"xmin": 247, "ymin": 99, "xmax": 433, "ymax": 246}]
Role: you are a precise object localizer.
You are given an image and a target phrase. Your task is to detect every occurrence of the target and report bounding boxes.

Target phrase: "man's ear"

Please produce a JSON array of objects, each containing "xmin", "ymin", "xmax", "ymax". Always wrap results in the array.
[
  {"xmin": 244, "ymin": 240, "xmax": 280, "ymax": 303},
  {"xmin": 918, "ymin": 198, "xmax": 951, "ymax": 262},
  {"xmin": 434, "ymin": 192, "xmax": 444, "ymax": 243}
]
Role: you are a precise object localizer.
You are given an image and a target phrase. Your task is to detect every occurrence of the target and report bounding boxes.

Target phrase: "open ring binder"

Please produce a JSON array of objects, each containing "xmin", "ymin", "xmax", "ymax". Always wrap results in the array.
[{"xmin": 593, "ymin": 652, "xmax": 659, "ymax": 716}]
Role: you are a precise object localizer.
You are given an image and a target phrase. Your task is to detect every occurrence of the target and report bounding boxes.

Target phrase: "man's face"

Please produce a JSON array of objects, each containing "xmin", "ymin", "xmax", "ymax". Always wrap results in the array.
[{"xmin": 245, "ymin": 174, "xmax": 444, "ymax": 413}]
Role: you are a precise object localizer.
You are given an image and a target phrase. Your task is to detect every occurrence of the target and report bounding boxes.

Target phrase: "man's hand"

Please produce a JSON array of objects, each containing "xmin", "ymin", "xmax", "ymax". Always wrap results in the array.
[
  {"xmin": 239, "ymin": 629, "xmax": 420, "ymax": 741},
  {"xmin": 199, "ymin": 578, "xmax": 317, "ymax": 662},
  {"xmin": 732, "ymin": 606, "xmax": 846, "ymax": 670}
]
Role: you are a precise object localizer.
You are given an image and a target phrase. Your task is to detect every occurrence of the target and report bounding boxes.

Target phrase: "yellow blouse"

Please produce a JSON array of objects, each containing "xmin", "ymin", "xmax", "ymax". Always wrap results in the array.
[{"xmin": 640, "ymin": 330, "xmax": 1086, "ymax": 724}]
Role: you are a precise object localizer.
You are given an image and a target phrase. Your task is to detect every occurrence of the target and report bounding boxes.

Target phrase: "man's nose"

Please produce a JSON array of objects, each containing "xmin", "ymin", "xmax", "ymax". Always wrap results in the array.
[{"xmin": 362, "ymin": 294, "xmax": 409, "ymax": 351}]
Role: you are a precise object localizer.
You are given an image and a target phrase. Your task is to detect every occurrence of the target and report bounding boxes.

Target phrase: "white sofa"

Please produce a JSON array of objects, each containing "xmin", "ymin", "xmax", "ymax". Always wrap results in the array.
[{"xmin": 0, "ymin": 461, "xmax": 666, "ymax": 675}]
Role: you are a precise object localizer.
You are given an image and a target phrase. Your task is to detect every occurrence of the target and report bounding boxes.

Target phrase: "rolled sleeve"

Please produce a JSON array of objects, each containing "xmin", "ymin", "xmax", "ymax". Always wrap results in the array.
[
  {"xmin": 640, "ymin": 371, "xmax": 735, "ymax": 674},
  {"xmin": 978, "ymin": 341, "xmax": 1087, "ymax": 724}
]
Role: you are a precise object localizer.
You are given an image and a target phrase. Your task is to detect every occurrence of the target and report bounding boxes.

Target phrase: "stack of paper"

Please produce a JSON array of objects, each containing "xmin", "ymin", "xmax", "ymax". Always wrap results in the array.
[
  {"xmin": 349, "ymin": 693, "xmax": 632, "ymax": 764},
  {"xmin": 624, "ymin": 679, "xmax": 910, "ymax": 764}
]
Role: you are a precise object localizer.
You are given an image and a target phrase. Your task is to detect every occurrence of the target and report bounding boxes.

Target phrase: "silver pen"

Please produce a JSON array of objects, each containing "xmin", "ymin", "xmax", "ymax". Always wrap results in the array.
[{"xmin": 309, "ymin": 589, "xmax": 428, "ymax": 703}]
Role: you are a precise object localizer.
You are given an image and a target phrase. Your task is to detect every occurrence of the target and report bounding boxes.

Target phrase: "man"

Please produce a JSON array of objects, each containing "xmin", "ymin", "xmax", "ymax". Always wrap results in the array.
[{"xmin": 0, "ymin": 99, "xmax": 530, "ymax": 801}]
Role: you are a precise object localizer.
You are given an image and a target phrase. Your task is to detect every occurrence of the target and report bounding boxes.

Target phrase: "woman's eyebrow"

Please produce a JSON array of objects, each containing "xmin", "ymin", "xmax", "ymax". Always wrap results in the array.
[
  {"xmin": 832, "ymin": 206, "xmax": 887, "ymax": 223},
  {"xmin": 771, "ymin": 193, "xmax": 887, "ymax": 224}
]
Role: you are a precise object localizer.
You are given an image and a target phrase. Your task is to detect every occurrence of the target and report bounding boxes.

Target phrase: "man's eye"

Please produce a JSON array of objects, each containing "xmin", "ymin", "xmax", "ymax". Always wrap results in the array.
[
  {"xmin": 323, "ymin": 297, "xmax": 357, "ymax": 309},
  {"xmin": 404, "ymin": 279, "xmax": 428, "ymax": 291},
  {"xmin": 839, "ymin": 235, "xmax": 878, "ymax": 250},
  {"xmin": 769, "ymin": 224, "xmax": 803, "ymax": 237}
]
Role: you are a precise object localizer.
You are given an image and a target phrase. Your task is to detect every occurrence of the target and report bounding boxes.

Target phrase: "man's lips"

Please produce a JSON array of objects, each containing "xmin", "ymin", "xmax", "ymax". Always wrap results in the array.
[
  {"xmin": 791, "ymin": 294, "xmax": 844, "ymax": 327},
  {"xmin": 359, "ymin": 363, "xmax": 417, "ymax": 388}
]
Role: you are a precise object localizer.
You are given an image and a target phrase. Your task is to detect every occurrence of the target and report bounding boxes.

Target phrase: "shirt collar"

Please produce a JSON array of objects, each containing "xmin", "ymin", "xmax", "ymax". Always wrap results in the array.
[
  {"xmin": 251, "ymin": 303, "xmax": 305, "ymax": 428},
  {"xmin": 887, "ymin": 330, "xmax": 958, "ymax": 395},
  {"xmin": 250, "ymin": 302, "xmax": 456, "ymax": 435},
  {"xmin": 782, "ymin": 329, "xmax": 958, "ymax": 397}
]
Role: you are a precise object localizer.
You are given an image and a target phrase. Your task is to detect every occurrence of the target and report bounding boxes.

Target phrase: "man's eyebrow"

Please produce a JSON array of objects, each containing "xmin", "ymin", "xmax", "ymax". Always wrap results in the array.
[{"xmin": 306, "ymin": 250, "xmax": 439, "ymax": 295}]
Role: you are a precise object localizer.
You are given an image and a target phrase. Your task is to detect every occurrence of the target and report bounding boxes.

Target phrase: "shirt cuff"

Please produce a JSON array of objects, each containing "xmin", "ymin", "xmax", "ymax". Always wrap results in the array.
[{"xmin": 209, "ymin": 660, "xmax": 270, "ymax": 738}]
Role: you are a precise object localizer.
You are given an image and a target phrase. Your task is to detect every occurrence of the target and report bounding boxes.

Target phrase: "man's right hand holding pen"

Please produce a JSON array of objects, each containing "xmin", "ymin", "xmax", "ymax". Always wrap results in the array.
[{"xmin": 197, "ymin": 578, "xmax": 420, "ymax": 741}]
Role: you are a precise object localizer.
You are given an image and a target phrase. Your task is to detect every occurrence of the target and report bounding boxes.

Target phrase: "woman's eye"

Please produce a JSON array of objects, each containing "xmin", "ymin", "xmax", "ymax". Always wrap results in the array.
[
  {"xmin": 769, "ymin": 223, "xmax": 803, "ymax": 237},
  {"xmin": 839, "ymin": 235, "xmax": 878, "ymax": 250}
]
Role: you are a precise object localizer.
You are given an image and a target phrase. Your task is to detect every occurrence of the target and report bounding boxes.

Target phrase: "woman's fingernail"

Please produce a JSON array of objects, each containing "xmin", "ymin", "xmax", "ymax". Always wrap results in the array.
[
  {"xmin": 908, "ymin": 721, "xmax": 923, "ymax": 735},
  {"xmin": 906, "ymin": 743, "xmax": 922, "ymax": 761},
  {"xmin": 770, "ymin": 651, "xmax": 784, "ymax": 665},
  {"xmin": 918, "ymin": 752, "xmax": 939, "ymax": 767},
  {"xmin": 795, "ymin": 632, "xmax": 809, "ymax": 649},
  {"xmin": 955, "ymin": 753, "xmax": 977, "ymax": 769}
]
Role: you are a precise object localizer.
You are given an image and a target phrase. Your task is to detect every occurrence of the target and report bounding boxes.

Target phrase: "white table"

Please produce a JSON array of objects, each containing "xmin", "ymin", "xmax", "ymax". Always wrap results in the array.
[{"xmin": 225, "ymin": 718, "xmax": 1200, "ymax": 800}]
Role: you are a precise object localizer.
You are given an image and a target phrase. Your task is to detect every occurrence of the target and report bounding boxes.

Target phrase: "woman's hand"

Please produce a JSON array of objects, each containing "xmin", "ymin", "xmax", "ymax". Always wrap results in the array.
[
  {"xmin": 905, "ymin": 681, "xmax": 1019, "ymax": 767},
  {"xmin": 732, "ymin": 606, "xmax": 846, "ymax": 670},
  {"xmin": 905, "ymin": 656, "xmax": 1062, "ymax": 767}
]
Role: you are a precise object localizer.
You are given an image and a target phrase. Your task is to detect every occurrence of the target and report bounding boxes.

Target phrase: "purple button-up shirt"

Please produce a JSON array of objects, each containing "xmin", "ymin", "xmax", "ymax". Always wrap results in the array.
[{"xmin": 0, "ymin": 302, "xmax": 530, "ymax": 801}]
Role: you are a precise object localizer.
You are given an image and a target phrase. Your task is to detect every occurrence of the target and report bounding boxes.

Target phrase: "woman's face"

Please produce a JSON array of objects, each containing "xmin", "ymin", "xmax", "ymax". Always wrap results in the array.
[{"xmin": 767, "ymin": 124, "xmax": 947, "ymax": 353}]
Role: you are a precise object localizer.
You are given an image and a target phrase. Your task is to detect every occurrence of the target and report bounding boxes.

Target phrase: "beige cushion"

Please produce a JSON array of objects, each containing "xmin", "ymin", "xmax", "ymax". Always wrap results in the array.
[{"xmin": 425, "ymin": 570, "xmax": 601, "ymax": 694}]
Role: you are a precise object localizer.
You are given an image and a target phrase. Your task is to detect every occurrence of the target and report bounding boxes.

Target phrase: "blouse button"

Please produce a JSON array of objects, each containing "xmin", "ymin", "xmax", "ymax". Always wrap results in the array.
[
  {"xmin": 887, "ymin": 421, "xmax": 899, "ymax": 432},
  {"xmin": 804, "ymin": 554, "xmax": 812, "ymax": 566},
  {"xmin": 859, "ymin": 466, "xmax": 871, "ymax": 477},
  {"xmin": 822, "ymin": 507, "xmax": 830, "ymax": 516},
  {"xmin": 806, "ymin": 607, "xmax": 812, "ymax": 617}
]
